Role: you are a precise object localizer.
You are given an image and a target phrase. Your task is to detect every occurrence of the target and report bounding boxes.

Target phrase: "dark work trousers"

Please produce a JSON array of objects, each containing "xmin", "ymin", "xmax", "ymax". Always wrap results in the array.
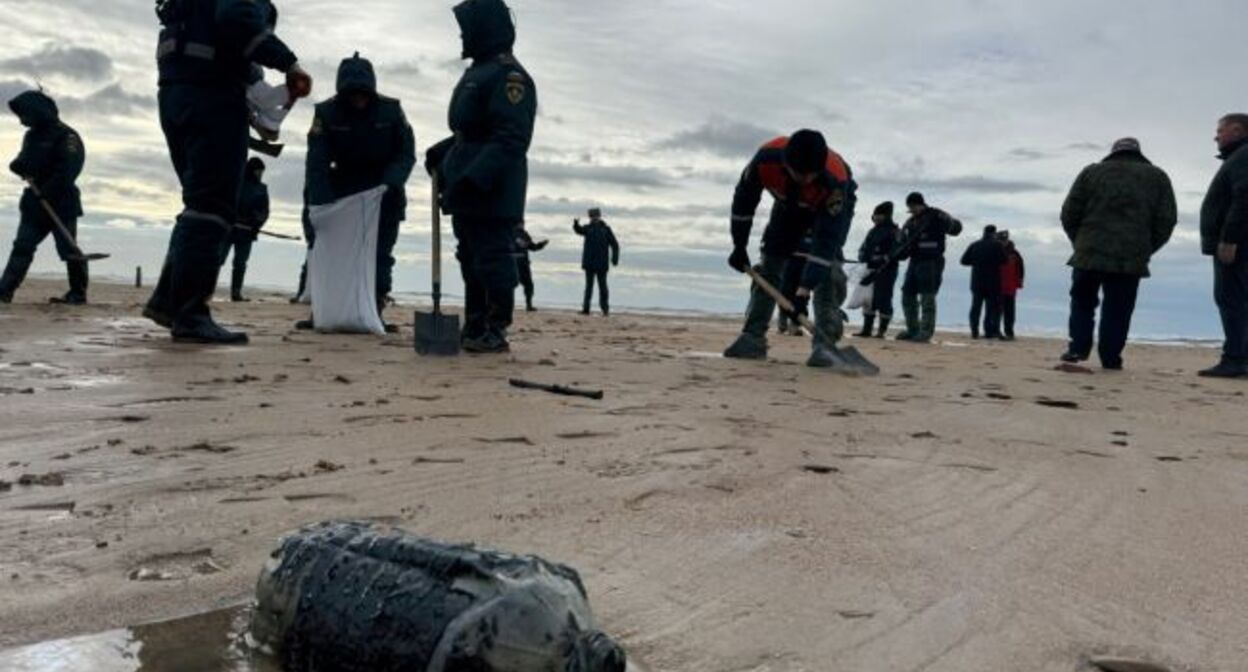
[
  {"xmin": 969, "ymin": 290, "xmax": 1002, "ymax": 338},
  {"xmin": 1213, "ymin": 256, "xmax": 1248, "ymax": 365},
  {"xmin": 1067, "ymin": 268, "xmax": 1141, "ymax": 368},
  {"xmin": 375, "ymin": 197, "xmax": 402, "ymax": 308},
  {"xmin": 583, "ymin": 270, "xmax": 609, "ymax": 314},
  {"xmin": 147, "ymin": 84, "xmax": 248, "ymax": 329},
  {"xmin": 1001, "ymin": 296, "xmax": 1017, "ymax": 338},
  {"xmin": 515, "ymin": 254, "xmax": 534, "ymax": 307},
  {"xmin": 777, "ymin": 254, "xmax": 806, "ymax": 330},
  {"xmin": 0, "ymin": 207, "xmax": 81, "ymax": 297},
  {"xmin": 452, "ymin": 215, "xmax": 518, "ymax": 339}
]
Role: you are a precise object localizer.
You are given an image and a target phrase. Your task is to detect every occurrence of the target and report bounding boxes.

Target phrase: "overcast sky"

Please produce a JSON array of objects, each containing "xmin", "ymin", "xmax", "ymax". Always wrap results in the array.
[{"xmin": 0, "ymin": 0, "xmax": 1243, "ymax": 338}]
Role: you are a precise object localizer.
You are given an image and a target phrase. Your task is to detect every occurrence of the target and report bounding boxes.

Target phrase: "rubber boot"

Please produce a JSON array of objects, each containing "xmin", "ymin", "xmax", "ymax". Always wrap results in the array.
[
  {"xmin": 918, "ymin": 294, "xmax": 938, "ymax": 342},
  {"xmin": 875, "ymin": 317, "xmax": 890, "ymax": 338},
  {"xmin": 855, "ymin": 314, "xmax": 875, "ymax": 338},
  {"xmin": 230, "ymin": 266, "xmax": 249, "ymax": 302},
  {"xmin": 167, "ymin": 216, "xmax": 248, "ymax": 345},
  {"xmin": 896, "ymin": 294, "xmax": 920, "ymax": 340},
  {"xmin": 291, "ymin": 263, "xmax": 308, "ymax": 304},
  {"xmin": 50, "ymin": 261, "xmax": 88, "ymax": 305},
  {"xmin": 724, "ymin": 333, "xmax": 767, "ymax": 360}
]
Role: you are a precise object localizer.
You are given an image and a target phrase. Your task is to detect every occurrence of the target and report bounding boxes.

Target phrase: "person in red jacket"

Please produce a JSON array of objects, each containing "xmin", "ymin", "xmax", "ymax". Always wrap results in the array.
[
  {"xmin": 998, "ymin": 231, "xmax": 1025, "ymax": 340},
  {"xmin": 723, "ymin": 130, "xmax": 858, "ymax": 368}
]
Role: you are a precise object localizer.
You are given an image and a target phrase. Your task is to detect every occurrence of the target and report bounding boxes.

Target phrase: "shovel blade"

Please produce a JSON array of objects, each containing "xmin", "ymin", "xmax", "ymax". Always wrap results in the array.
[
  {"xmin": 837, "ymin": 345, "xmax": 881, "ymax": 377},
  {"xmin": 414, "ymin": 309, "xmax": 461, "ymax": 356},
  {"xmin": 70, "ymin": 253, "xmax": 110, "ymax": 262}
]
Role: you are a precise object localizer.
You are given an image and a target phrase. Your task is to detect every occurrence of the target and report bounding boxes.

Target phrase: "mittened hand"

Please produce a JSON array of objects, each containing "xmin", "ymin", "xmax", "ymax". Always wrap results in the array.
[
  {"xmin": 728, "ymin": 247, "xmax": 750, "ymax": 273},
  {"xmin": 286, "ymin": 64, "xmax": 312, "ymax": 100},
  {"xmin": 790, "ymin": 291, "xmax": 810, "ymax": 318}
]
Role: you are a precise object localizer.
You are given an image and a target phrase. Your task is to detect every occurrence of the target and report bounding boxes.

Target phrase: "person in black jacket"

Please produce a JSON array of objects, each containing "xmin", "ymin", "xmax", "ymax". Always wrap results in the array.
[
  {"xmin": 512, "ymin": 224, "xmax": 548, "ymax": 311},
  {"xmin": 896, "ymin": 192, "xmax": 963, "ymax": 342},
  {"xmin": 304, "ymin": 53, "xmax": 416, "ymax": 330},
  {"xmin": 0, "ymin": 91, "xmax": 86, "ymax": 305},
  {"xmin": 960, "ymin": 225, "xmax": 1007, "ymax": 339},
  {"xmin": 1199, "ymin": 113, "xmax": 1248, "ymax": 378},
  {"xmin": 218, "ymin": 157, "xmax": 269, "ymax": 302},
  {"xmin": 144, "ymin": 0, "xmax": 311, "ymax": 344},
  {"xmin": 574, "ymin": 208, "xmax": 620, "ymax": 315},
  {"xmin": 425, "ymin": 0, "xmax": 537, "ymax": 354},
  {"xmin": 856, "ymin": 201, "xmax": 900, "ymax": 338}
]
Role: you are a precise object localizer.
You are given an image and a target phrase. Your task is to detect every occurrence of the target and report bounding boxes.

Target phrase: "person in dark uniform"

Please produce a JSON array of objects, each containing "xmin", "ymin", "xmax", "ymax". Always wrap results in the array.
[
  {"xmin": 723, "ymin": 130, "xmax": 858, "ymax": 369},
  {"xmin": 896, "ymin": 192, "xmax": 963, "ymax": 342},
  {"xmin": 425, "ymin": 0, "xmax": 537, "ymax": 354},
  {"xmin": 999, "ymin": 231, "xmax": 1025, "ymax": 340},
  {"xmin": 855, "ymin": 201, "xmax": 901, "ymax": 338},
  {"xmin": 145, "ymin": 0, "xmax": 311, "ymax": 344},
  {"xmin": 219, "ymin": 157, "xmax": 269, "ymax": 302},
  {"xmin": 0, "ymin": 91, "xmax": 86, "ymax": 305},
  {"xmin": 960, "ymin": 224, "xmax": 1007, "ymax": 339},
  {"xmin": 573, "ymin": 208, "xmax": 620, "ymax": 316},
  {"xmin": 304, "ymin": 52, "xmax": 415, "ymax": 331},
  {"xmin": 512, "ymin": 225, "xmax": 548, "ymax": 312}
]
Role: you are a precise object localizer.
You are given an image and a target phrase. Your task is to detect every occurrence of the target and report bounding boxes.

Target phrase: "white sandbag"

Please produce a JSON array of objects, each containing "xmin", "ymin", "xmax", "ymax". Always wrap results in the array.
[
  {"xmin": 307, "ymin": 186, "xmax": 387, "ymax": 335},
  {"xmin": 845, "ymin": 264, "xmax": 874, "ymax": 311}
]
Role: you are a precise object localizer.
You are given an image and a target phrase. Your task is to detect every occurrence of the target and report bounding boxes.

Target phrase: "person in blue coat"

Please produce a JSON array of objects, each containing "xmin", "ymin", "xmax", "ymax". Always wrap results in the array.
[
  {"xmin": 426, "ymin": 0, "xmax": 537, "ymax": 354},
  {"xmin": 304, "ymin": 53, "xmax": 415, "ymax": 331},
  {"xmin": 144, "ymin": 0, "xmax": 311, "ymax": 344},
  {"xmin": 0, "ymin": 91, "xmax": 86, "ymax": 305}
]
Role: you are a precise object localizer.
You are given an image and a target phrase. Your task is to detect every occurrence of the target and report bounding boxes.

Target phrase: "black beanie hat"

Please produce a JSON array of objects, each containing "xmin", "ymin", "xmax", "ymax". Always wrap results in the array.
[
  {"xmin": 246, "ymin": 157, "xmax": 266, "ymax": 175},
  {"xmin": 874, "ymin": 201, "xmax": 894, "ymax": 217},
  {"xmin": 784, "ymin": 130, "xmax": 828, "ymax": 175},
  {"xmin": 906, "ymin": 192, "xmax": 926, "ymax": 207}
]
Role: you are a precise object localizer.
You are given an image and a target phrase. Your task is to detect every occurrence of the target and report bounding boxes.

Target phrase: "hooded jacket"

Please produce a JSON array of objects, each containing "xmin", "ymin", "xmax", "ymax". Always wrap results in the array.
[
  {"xmin": 305, "ymin": 54, "xmax": 416, "ymax": 221},
  {"xmin": 428, "ymin": 0, "xmax": 537, "ymax": 221},
  {"xmin": 8, "ymin": 91, "xmax": 84, "ymax": 220},
  {"xmin": 1200, "ymin": 138, "xmax": 1248, "ymax": 256},
  {"xmin": 1061, "ymin": 150, "xmax": 1177, "ymax": 277},
  {"xmin": 859, "ymin": 218, "xmax": 900, "ymax": 272}
]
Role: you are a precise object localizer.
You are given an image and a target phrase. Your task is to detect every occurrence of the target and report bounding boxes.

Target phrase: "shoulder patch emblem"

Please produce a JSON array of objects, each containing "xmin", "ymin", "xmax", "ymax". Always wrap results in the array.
[{"xmin": 505, "ymin": 73, "xmax": 526, "ymax": 105}]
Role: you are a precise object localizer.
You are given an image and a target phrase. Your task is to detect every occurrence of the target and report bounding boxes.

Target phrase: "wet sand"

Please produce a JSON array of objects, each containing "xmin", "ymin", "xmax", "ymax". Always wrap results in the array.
[{"xmin": 1, "ymin": 278, "xmax": 1247, "ymax": 671}]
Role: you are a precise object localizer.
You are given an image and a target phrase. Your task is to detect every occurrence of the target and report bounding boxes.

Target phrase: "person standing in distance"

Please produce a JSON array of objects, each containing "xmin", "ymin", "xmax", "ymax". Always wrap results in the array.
[
  {"xmin": 1198, "ymin": 114, "xmax": 1248, "ymax": 378},
  {"xmin": 574, "ymin": 208, "xmax": 620, "ymax": 316}
]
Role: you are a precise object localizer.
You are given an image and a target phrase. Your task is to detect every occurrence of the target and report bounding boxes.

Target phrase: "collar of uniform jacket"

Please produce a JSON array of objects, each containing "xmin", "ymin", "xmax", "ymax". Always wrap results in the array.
[{"xmin": 1219, "ymin": 137, "xmax": 1248, "ymax": 161}]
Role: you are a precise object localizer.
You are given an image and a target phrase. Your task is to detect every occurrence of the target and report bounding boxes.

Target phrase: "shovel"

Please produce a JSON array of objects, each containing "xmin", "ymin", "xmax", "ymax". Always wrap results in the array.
[
  {"xmin": 744, "ymin": 265, "xmax": 880, "ymax": 376},
  {"xmin": 233, "ymin": 224, "xmax": 301, "ymax": 242},
  {"xmin": 414, "ymin": 173, "xmax": 461, "ymax": 356},
  {"xmin": 25, "ymin": 180, "xmax": 109, "ymax": 262}
]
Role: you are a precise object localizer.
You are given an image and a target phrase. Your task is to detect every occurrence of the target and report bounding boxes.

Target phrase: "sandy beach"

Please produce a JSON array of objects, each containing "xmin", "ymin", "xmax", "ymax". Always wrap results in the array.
[{"xmin": 1, "ymin": 277, "xmax": 1246, "ymax": 671}]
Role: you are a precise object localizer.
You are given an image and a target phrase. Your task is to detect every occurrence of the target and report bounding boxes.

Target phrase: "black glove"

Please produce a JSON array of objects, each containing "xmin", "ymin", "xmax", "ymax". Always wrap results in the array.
[
  {"xmin": 789, "ymin": 293, "xmax": 809, "ymax": 320},
  {"xmin": 728, "ymin": 246, "xmax": 751, "ymax": 273},
  {"xmin": 424, "ymin": 138, "xmax": 453, "ymax": 178}
]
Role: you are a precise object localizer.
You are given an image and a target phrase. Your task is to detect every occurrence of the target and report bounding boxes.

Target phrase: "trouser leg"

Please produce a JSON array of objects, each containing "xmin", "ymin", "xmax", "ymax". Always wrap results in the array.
[
  {"xmin": 598, "ymin": 271, "xmax": 610, "ymax": 314},
  {"xmin": 452, "ymin": 217, "xmax": 486, "ymax": 338},
  {"xmin": 1097, "ymin": 272, "xmax": 1140, "ymax": 368},
  {"xmin": 919, "ymin": 293, "xmax": 938, "ymax": 339},
  {"xmin": 984, "ymin": 293, "xmax": 1002, "ymax": 338},
  {"xmin": 901, "ymin": 291, "xmax": 920, "ymax": 335},
  {"xmin": 375, "ymin": 214, "xmax": 401, "ymax": 309},
  {"xmin": 969, "ymin": 293, "xmax": 984, "ymax": 337},
  {"xmin": 0, "ymin": 213, "xmax": 49, "ymax": 298},
  {"xmin": 1003, "ymin": 296, "xmax": 1016, "ymax": 337},
  {"xmin": 516, "ymin": 256, "xmax": 534, "ymax": 308},
  {"xmin": 66, "ymin": 260, "xmax": 88, "ymax": 300},
  {"xmin": 231, "ymin": 238, "xmax": 252, "ymax": 299},
  {"xmin": 742, "ymin": 254, "xmax": 787, "ymax": 341},
  {"xmin": 811, "ymin": 261, "xmax": 847, "ymax": 349},
  {"xmin": 1067, "ymin": 269, "xmax": 1100, "ymax": 358},
  {"xmin": 1214, "ymin": 258, "xmax": 1248, "ymax": 364},
  {"xmin": 582, "ymin": 271, "xmax": 594, "ymax": 313}
]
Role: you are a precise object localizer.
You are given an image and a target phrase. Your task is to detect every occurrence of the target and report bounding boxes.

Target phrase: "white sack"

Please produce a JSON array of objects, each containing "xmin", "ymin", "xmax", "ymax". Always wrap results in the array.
[{"xmin": 307, "ymin": 186, "xmax": 387, "ymax": 335}]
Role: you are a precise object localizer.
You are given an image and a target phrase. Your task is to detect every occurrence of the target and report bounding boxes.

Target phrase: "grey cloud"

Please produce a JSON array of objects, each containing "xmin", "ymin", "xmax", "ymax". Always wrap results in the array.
[
  {"xmin": 1007, "ymin": 148, "xmax": 1050, "ymax": 161},
  {"xmin": 654, "ymin": 117, "xmax": 780, "ymax": 158},
  {"xmin": 58, "ymin": 83, "xmax": 154, "ymax": 117},
  {"xmin": 525, "ymin": 196, "xmax": 721, "ymax": 221},
  {"xmin": 1066, "ymin": 142, "xmax": 1104, "ymax": 152},
  {"xmin": 529, "ymin": 160, "xmax": 674, "ymax": 189},
  {"xmin": 863, "ymin": 172, "xmax": 1055, "ymax": 195},
  {"xmin": 0, "ymin": 44, "xmax": 113, "ymax": 82}
]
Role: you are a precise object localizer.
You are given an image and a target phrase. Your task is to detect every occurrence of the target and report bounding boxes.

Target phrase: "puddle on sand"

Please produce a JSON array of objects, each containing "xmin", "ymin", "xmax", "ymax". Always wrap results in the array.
[
  {"xmin": 0, "ymin": 605, "xmax": 280, "ymax": 672},
  {"xmin": 0, "ymin": 605, "xmax": 651, "ymax": 672}
]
